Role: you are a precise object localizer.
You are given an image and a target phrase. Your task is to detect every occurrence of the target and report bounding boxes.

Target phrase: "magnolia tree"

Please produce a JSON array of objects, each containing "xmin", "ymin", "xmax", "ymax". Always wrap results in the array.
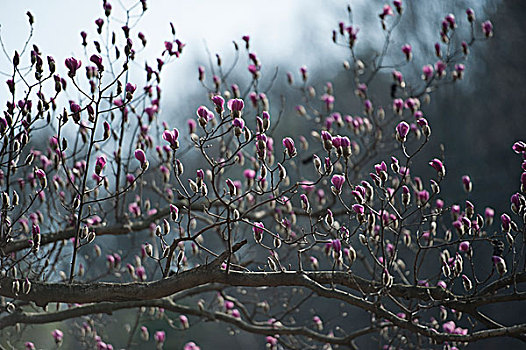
[{"xmin": 0, "ymin": 1, "xmax": 525, "ymax": 349}]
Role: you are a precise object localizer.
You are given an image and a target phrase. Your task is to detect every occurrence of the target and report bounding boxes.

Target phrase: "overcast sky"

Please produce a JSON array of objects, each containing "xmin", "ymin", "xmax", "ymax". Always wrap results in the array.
[
  {"xmin": 0, "ymin": 1, "xmax": 342, "ymax": 106},
  {"xmin": 0, "ymin": 0, "xmax": 498, "ymax": 117}
]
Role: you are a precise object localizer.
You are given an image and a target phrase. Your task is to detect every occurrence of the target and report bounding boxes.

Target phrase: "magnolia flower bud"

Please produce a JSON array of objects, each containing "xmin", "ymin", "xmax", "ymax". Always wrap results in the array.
[
  {"xmin": 144, "ymin": 243, "xmax": 153, "ymax": 257},
  {"xmin": 23, "ymin": 278, "xmax": 31, "ymax": 294},
  {"xmin": 382, "ymin": 269, "xmax": 393, "ymax": 288},
  {"xmin": 462, "ymin": 274, "xmax": 472, "ymax": 291},
  {"xmin": 313, "ymin": 155, "xmax": 322, "ymax": 174},
  {"xmin": 278, "ymin": 163, "xmax": 287, "ymax": 181},
  {"xmin": 11, "ymin": 190, "xmax": 19, "ymax": 206},
  {"xmin": 80, "ymin": 226, "xmax": 89, "ymax": 239},
  {"xmin": 1, "ymin": 192, "xmax": 10, "ymax": 208}
]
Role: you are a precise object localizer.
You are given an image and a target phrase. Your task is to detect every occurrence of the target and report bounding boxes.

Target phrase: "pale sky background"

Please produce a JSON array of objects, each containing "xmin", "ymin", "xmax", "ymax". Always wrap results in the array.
[
  {"xmin": 0, "ymin": 1, "xmax": 344, "ymax": 112},
  {"xmin": 0, "ymin": 0, "xmax": 498, "ymax": 121}
]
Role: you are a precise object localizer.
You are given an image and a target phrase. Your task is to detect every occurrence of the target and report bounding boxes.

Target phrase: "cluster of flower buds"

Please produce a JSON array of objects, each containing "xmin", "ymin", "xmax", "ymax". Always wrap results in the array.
[
  {"xmin": 256, "ymin": 111, "xmax": 270, "ymax": 133},
  {"xmin": 162, "ymin": 128, "xmax": 179, "ymax": 150},
  {"xmin": 196, "ymin": 106, "xmax": 214, "ymax": 128}
]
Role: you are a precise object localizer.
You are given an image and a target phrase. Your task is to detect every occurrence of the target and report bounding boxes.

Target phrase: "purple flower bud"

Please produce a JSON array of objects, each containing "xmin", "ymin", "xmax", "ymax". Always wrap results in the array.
[
  {"xmin": 300, "ymin": 65, "xmax": 308, "ymax": 81},
  {"xmin": 401, "ymin": 44, "xmax": 412, "ymax": 60},
  {"xmin": 52, "ymin": 329, "xmax": 64, "ymax": 343},
  {"xmin": 380, "ymin": 5, "xmax": 394, "ymax": 19},
  {"xmin": 482, "ymin": 20, "xmax": 493, "ymax": 38},
  {"xmin": 393, "ymin": 0, "xmax": 402, "ymax": 13},
  {"xmin": 248, "ymin": 64, "xmax": 259, "ymax": 76},
  {"xmin": 485, "ymin": 207, "xmax": 495, "ymax": 218},
  {"xmin": 212, "ymin": 95, "xmax": 225, "ymax": 112},
  {"xmin": 227, "ymin": 98, "xmax": 244, "ymax": 112},
  {"xmin": 434, "ymin": 42, "xmax": 442, "ymax": 57},
  {"xmin": 466, "ymin": 8, "xmax": 475, "ymax": 22},
  {"xmin": 331, "ymin": 174, "xmax": 345, "ymax": 193},
  {"xmin": 154, "ymin": 331, "xmax": 166, "ymax": 344},
  {"xmin": 459, "ymin": 241, "xmax": 470, "ymax": 252},
  {"xmin": 331, "ymin": 239, "xmax": 342, "ymax": 252},
  {"xmin": 253, "ymin": 222, "xmax": 264, "ymax": 243},
  {"xmin": 89, "ymin": 54, "xmax": 104, "ymax": 71},
  {"xmin": 196, "ymin": 106, "xmax": 214, "ymax": 126},
  {"xmin": 492, "ymin": 256, "xmax": 507, "ymax": 275},
  {"xmin": 462, "ymin": 175, "xmax": 472, "ymax": 192},
  {"xmin": 35, "ymin": 169, "xmax": 46, "ymax": 179},
  {"xmin": 134, "ymin": 149, "xmax": 146, "ymax": 165},
  {"xmin": 126, "ymin": 82, "xmax": 136, "ymax": 93},
  {"xmin": 429, "ymin": 158, "xmax": 445, "ymax": 176},
  {"xmin": 443, "ymin": 321, "xmax": 456, "ymax": 334},
  {"xmin": 510, "ymin": 193, "xmax": 522, "ymax": 214},
  {"xmin": 95, "ymin": 155, "xmax": 106, "ymax": 175},
  {"xmin": 162, "ymin": 129, "xmax": 179, "ymax": 149},
  {"xmin": 512, "ymin": 141, "xmax": 526, "ymax": 154},
  {"xmin": 321, "ymin": 130, "xmax": 332, "ymax": 142},
  {"xmin": 232, "ymin": 117, "xmax": 245, "ymax": 129},
  {"xmin": 282, "ymin": 137, "xmax": 297, "ymax": 158},
  {"xmin": 352, "ymin": 204, "xmax": 364, "ymax": 215},
  {"xmin": 331, "ymin": 135, "xmax": 342, "ymax": 148},
  {"xmin": 422, "ymin": 64, "xmax": 434, "ymax": 80},
  {"xmin": 187, "ymin": 119, "xmax": 197, "ymax": 134},
  {"xmin": 396, "ymin": 121, "xmax": 410, "ymax": 142},
  {"xmin": 242, "ymin": 35, "xmax": 250, "ymax": 45},
  {"xmin": 393, "ymin": 98, "xmax": 404, "ymax": 114},
  {"xmin": 501, "ymin": 213, "xmax": 511, "ymax": 232},
  {"xmin": 435, "ymin": 61, "xmax": 446, "ymax": 77},
  {"xmin": 364, "ymin": 99, "xmax": 373, "ymax": 114},
  {"xmin": 418, "ymin": 190, "xmax": 430, "ymax": 203},
  {"xmin": 65, "ymin": 57, "xmax": 82, "ymax": 77},
  {"xmin": 198, "ymin": 66, "xmax": 205, "ymax": 81},
  {"xmin": 169, "ymin": 204, "xmax": 179, "ymax": 221},
  {"xmin": 244, "ymin": 169, "xmax": 256, "ymax": 179},
  {"xmin": 445, "ymin": 14, "xmax": 456, "ymax": 28}
]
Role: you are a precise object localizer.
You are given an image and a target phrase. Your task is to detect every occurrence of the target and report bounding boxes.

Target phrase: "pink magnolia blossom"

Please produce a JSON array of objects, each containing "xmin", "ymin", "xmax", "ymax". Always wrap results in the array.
[
  {"xmin": 396, "ymin": 121, "xmax": 410, "ymax": 142},
  {"xmin": 352, "ymin": 204, "xmax": 364, "ymax": 215},
  {"xmin": 380, "ymin": 5, "xmax": 394, "ymax": 19},
  {"xmin": 154, "ymin": 330, "xmax": 166, "ymax": 344},
  {"xmin": 134, "ymin": 149, "xmax": 147, "ymax": 168},
  {"xmin": 89, "ymin": 54, "xmax": 104, "ymax": 71},
  {"xmin": 162, "ymin": 128, "xmax": 179, "ymax": 149},
  {"xmin": 52, "ymin": 329, "xmax": 64, "ymax": 343},
  {"xmin": 331, "ymin": 174, "xmax": 345, "ymax": 193},
  {"xmin": 422, "ymin": 64, "xmax": 434, "ymax": 80},
  {"xmin": 512, "ymin": 141, "xmax": 526, "ymax": 153},
  {"xmin": 227, "ymin": 98, "xmax": 244, "ymax": 112},
  {"xmin": 282, "ymin": 137, "xmax": 297, "ymax": 158},
  {"xmin": 65, "ymin": 57, "xmax": 81, "ymax": 77},
  {"xmin": 459, "ymin": 241, "xmax": 470, "ymax": 252},
  {"xmin": 401, "ymin": 44, "xmax": 412, "ymax": 60},
  {"xmin": 429, "ymin": 158, "xmax": 445, "ymax": 176},
  {"xmin": 482, "ymin": 20, "xmax": 493, "ymax": 38},
  {"xmin": 212, "ymin": 95, "xmax": 225, "ymax": 113},
  {"xmin": 184, "ymin": 342, "xmax": 201, "ymax": 350}
]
